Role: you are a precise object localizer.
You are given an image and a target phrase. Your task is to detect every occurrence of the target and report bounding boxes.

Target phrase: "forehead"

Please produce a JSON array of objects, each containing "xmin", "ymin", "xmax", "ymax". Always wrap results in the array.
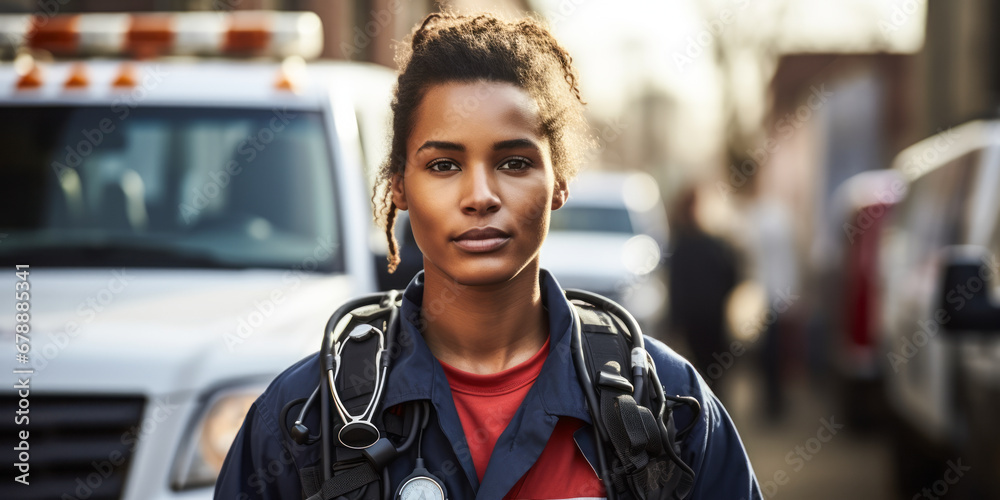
[{"xmin": 410, "ymin": 81, "xmax": 544, "ymax": 144}]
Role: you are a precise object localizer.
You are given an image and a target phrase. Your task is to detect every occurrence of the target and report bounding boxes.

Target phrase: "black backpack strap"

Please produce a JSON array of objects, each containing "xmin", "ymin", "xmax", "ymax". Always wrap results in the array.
[
  {"xmin": 328, "ymin": 296, "xmax": 397, "ymax": 414},
  {"xmin": 302, "ymin": 461, "xmax": 380, "ymax": 500},
  {"xmin": 573, "ymin": 301, "xmax": 694, "ymax": 500}
]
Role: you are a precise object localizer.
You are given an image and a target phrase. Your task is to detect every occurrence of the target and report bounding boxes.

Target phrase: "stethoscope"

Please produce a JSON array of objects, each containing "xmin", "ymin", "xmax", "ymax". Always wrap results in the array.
[
  {"xmin": 286, "ymin": 289, "xmax": 697, "ymax": 500},
  {"xmin": 287, "ymin": 291, "xmax": 447, "ymax": 500}
]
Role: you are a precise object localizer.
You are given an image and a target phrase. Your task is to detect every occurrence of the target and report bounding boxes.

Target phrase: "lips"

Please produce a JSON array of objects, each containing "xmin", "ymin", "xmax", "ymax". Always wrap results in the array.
[{"xmin": 453, "ymin": 226, "xmax": 511, "ymax": 253}]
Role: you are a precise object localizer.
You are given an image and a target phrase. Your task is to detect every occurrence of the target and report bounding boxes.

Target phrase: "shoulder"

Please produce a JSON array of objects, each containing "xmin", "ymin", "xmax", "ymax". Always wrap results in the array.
[
  {"xmin": 640, "ymin": 336, "xmax": 714, "ymax": 436},
  {"xmin": 234, "ymin": 351, "xmax": 323, "ymax": 452},
  {"xmin": 251, "ymin": 352, "xmax": 322, "ymax": 434},
  {"xmin": 215, "ymin": 352, "xmax": 323, "ymax": 499},
  {"xmin": 258, "ymin": 352, "xmax": 322, "ymax": 405},
  {"xmin": 642, "ymin": 336, "xmax": 705, "ymax": 398},
  {"xmin": 643, "ymin": 336, "xmax": 763, "ymax": 499}
]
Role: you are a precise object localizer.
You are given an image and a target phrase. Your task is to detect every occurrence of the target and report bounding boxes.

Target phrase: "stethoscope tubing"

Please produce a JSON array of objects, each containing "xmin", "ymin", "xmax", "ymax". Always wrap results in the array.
[{"xmin": 303, "ymin": 288, "xmax": 681, "ymax": 496}]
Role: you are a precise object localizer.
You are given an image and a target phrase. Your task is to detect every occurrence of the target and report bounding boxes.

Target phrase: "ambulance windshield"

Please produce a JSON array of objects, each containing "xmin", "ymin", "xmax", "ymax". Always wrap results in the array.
[{"xmin": 0, "ymin": 106, "xmax": 342, "ymax": 271}]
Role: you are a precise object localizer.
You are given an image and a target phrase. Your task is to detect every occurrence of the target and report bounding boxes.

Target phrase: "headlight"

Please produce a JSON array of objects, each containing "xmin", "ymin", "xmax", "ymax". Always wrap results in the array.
[{"xmin": 172, "ymin": 384, "xmax": 266, "ymax": 490}]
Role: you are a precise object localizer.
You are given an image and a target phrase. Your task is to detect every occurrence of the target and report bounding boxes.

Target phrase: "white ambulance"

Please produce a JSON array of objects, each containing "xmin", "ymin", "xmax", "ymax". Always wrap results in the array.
[{"xmin": 0, "ymin": 11, "xmax": 394, "ymax": 500}]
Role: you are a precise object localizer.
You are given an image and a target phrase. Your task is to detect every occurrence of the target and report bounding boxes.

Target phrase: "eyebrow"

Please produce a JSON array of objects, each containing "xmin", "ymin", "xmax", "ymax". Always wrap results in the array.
[
  {"xmin": 416, "ymin": 141, "xmax": 464, "ymax": 154},
  {"xmin": 415, "ymin": 138, "xmax": 540, "ymax": 155},
  {"xmin": 492, "ymin": 138, "xmax": 539, "ymax": 152}
]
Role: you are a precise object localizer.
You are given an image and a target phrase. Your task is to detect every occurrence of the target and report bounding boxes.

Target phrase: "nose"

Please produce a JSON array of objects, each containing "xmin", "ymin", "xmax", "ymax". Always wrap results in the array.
[{"xmin": 460, "ymin": 165, "xmax": 501, "ymax": 215}]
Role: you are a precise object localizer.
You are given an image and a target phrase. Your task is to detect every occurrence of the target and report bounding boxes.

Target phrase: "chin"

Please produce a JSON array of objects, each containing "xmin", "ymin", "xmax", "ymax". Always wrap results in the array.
[{"xmin": 428, "ymin": 255, "xmax": 530, "ymax": 287}]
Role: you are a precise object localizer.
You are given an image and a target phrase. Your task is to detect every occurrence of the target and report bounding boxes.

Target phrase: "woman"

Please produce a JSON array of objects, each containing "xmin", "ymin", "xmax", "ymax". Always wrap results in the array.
[{"xmin": 215, "ymin": 12, "xmax": 761, "ymax": 500}]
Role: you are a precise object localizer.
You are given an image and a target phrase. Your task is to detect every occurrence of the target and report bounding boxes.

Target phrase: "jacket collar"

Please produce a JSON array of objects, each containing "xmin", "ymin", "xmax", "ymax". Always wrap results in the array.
[{"xmin": 381, "ymin": 268, "xmax": 591, "ymax": 423}]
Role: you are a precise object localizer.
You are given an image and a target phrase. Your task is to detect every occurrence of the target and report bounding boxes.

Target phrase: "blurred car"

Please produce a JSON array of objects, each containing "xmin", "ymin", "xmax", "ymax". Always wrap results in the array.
[
  {"xmin": 540, "ymin": 170, "xmax": 669, "ymax": 336},
  {"xmin": 0, "ymin": 12, "xmax": 394, "ymax": 500},
  {"xmin": 828, "ymin": 169, "xmax": 906, "ymax": 427},
  {"xmin": 877, "ymin": 119, "xmax": 1000, "ymax": 498}
]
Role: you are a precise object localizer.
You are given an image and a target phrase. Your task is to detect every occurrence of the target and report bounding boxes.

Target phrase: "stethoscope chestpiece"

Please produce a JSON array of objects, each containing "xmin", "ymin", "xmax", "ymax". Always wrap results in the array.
[{"xmin": 338, "ymin": 420, "xmax": 381, "ymax": 449}]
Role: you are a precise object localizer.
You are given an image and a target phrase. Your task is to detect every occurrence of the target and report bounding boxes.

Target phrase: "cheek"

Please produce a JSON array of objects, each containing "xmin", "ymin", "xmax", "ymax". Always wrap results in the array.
[
  {"xmin": 406, "ymin": 205, "xmax": 433, "ymax": 246},
  {"xmin": 509, "ymin": 183, "xmax": 553, "ymax": 233},
  {"xmin": 403, "ymin": 187, "xmax": 449, "ymax": 251}
]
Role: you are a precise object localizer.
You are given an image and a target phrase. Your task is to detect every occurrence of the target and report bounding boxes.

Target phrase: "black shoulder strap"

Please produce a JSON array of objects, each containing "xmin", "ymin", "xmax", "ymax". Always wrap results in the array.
[
  {"xmin": 300, "ymin": 461, "xmax": 380, "ymax": 500},
  {"xmin": 572, "ymin": 301, "xmax": 694, "ymax": 500}
]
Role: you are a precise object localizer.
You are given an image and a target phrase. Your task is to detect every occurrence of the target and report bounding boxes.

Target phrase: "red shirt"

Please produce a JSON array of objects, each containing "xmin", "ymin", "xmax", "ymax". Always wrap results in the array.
[{"xmin": 440, "ymin": 338, "xmax": 607, "ymax": 499}]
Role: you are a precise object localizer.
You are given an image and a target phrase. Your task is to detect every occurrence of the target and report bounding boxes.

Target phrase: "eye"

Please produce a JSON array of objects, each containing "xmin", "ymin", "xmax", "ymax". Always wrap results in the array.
[
  {"xmin": 498, "ymin": 157, "xmax": 532, "ymax": 171},
  {"xmin": 428, "ymin": 160, "xmax": 459, "ymax": 172}
]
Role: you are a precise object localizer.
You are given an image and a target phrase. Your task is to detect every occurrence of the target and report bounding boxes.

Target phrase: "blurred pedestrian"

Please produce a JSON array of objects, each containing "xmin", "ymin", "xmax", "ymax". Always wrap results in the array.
[{"xmin": 668, "ymin": 186, "xmax": 740, "ymax": 401}]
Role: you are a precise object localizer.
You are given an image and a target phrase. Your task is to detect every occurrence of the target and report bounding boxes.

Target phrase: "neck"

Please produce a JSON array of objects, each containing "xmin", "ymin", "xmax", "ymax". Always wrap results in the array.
[{"xmin": 419, "ymin": 262, "xmax": 549, "ymax": 374}]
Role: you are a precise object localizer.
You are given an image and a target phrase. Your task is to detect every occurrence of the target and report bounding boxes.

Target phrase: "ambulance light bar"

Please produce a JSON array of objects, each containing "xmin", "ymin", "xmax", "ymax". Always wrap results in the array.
[{"xmin": 0, "ymin": 11, "xmax": 323, "ymax": 60}]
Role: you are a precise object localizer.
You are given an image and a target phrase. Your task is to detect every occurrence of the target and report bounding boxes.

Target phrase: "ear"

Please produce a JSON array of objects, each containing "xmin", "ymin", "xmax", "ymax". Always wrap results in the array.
[
  {"xmin": 551, "ymin": 180, "xmax": 569, "ymax": 210},
  {"xmin": 390, "ymin": 173, "xmax": 408, "ymax": 211}
]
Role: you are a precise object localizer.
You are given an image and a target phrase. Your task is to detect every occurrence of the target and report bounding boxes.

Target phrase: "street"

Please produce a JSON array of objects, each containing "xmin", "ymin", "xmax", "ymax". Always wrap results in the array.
[{"xmin": 727, "ymin": 363, "xmax": 895, "ymax": 499}]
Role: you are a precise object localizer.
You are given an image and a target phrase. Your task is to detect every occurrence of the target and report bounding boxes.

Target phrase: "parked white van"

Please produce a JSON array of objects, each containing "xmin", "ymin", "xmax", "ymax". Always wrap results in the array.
[{"xmin": 0, "ymin": 11, "xmax": 394, "ymax": 500}]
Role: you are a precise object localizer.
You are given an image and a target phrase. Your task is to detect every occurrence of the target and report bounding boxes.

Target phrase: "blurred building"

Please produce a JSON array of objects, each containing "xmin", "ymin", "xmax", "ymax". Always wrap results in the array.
[
  {"xmin": 753, "ymin": 0, "xmax": 999, "ymax": 287},
  {"xmin": 912, "ymin": 0, "xmax": 1000, "ymax": 136}
]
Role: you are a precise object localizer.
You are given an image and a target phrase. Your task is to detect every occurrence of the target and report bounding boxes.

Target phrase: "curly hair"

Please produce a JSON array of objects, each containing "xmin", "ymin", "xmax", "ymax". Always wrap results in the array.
[{"xmin": 372, "ymin": 11, "xmax": 591, "ymax": 273}]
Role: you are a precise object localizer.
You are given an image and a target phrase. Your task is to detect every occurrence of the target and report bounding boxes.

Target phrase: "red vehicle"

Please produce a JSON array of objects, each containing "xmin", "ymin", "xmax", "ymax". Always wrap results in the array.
[{"xmin": 830, "ymin": 169, "xmax": 906, "ymax": 426}]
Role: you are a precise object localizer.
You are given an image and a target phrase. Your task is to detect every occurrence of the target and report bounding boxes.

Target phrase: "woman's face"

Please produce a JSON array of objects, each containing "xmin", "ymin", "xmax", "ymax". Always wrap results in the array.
[{"xmin": 392, "ymin": 80, "xmax": 568, "ymax": 286}]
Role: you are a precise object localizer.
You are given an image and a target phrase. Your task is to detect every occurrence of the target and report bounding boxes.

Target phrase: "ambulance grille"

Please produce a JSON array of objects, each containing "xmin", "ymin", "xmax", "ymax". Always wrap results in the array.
[{"xmin": 0, "ymin": 394, "xmax": 146, "ymax": 500}]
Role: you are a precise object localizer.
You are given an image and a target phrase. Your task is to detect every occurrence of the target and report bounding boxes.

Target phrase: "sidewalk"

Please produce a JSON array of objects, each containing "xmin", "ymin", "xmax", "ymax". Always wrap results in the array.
[{"xmin": 725, "ymin": 363, "xmax": 894, "ymax": 499}]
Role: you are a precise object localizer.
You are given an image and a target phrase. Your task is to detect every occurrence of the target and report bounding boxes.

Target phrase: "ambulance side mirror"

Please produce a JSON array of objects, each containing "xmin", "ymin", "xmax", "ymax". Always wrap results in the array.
[{"xmin": 938, "ymin": 247, "xmax": 1000, "ymax": 334}]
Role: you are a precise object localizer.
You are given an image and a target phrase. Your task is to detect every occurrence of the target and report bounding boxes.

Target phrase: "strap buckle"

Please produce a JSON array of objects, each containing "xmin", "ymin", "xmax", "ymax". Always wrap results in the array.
[{"xmin": 598, "ymin": 362, "xmax": 634, "ymax": 394}]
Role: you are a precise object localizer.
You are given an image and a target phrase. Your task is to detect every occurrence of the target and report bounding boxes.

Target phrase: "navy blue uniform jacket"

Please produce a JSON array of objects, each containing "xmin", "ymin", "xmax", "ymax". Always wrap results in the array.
[{"xmin": 215, "ymin": 270, "xmax": 763, "ymax": 499}]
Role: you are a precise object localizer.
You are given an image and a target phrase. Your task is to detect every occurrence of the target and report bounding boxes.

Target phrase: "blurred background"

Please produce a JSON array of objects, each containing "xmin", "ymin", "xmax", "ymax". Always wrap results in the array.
[{"xmin": 1, "ymin": 0, "xmax": 998, "ymax": 499}]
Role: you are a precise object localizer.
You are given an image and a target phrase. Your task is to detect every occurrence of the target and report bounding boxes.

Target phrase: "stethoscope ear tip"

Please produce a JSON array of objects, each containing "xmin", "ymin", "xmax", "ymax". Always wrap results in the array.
[{"xmin": 290, "ymin": 422, "xmax": 310, "ymax": 445}]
